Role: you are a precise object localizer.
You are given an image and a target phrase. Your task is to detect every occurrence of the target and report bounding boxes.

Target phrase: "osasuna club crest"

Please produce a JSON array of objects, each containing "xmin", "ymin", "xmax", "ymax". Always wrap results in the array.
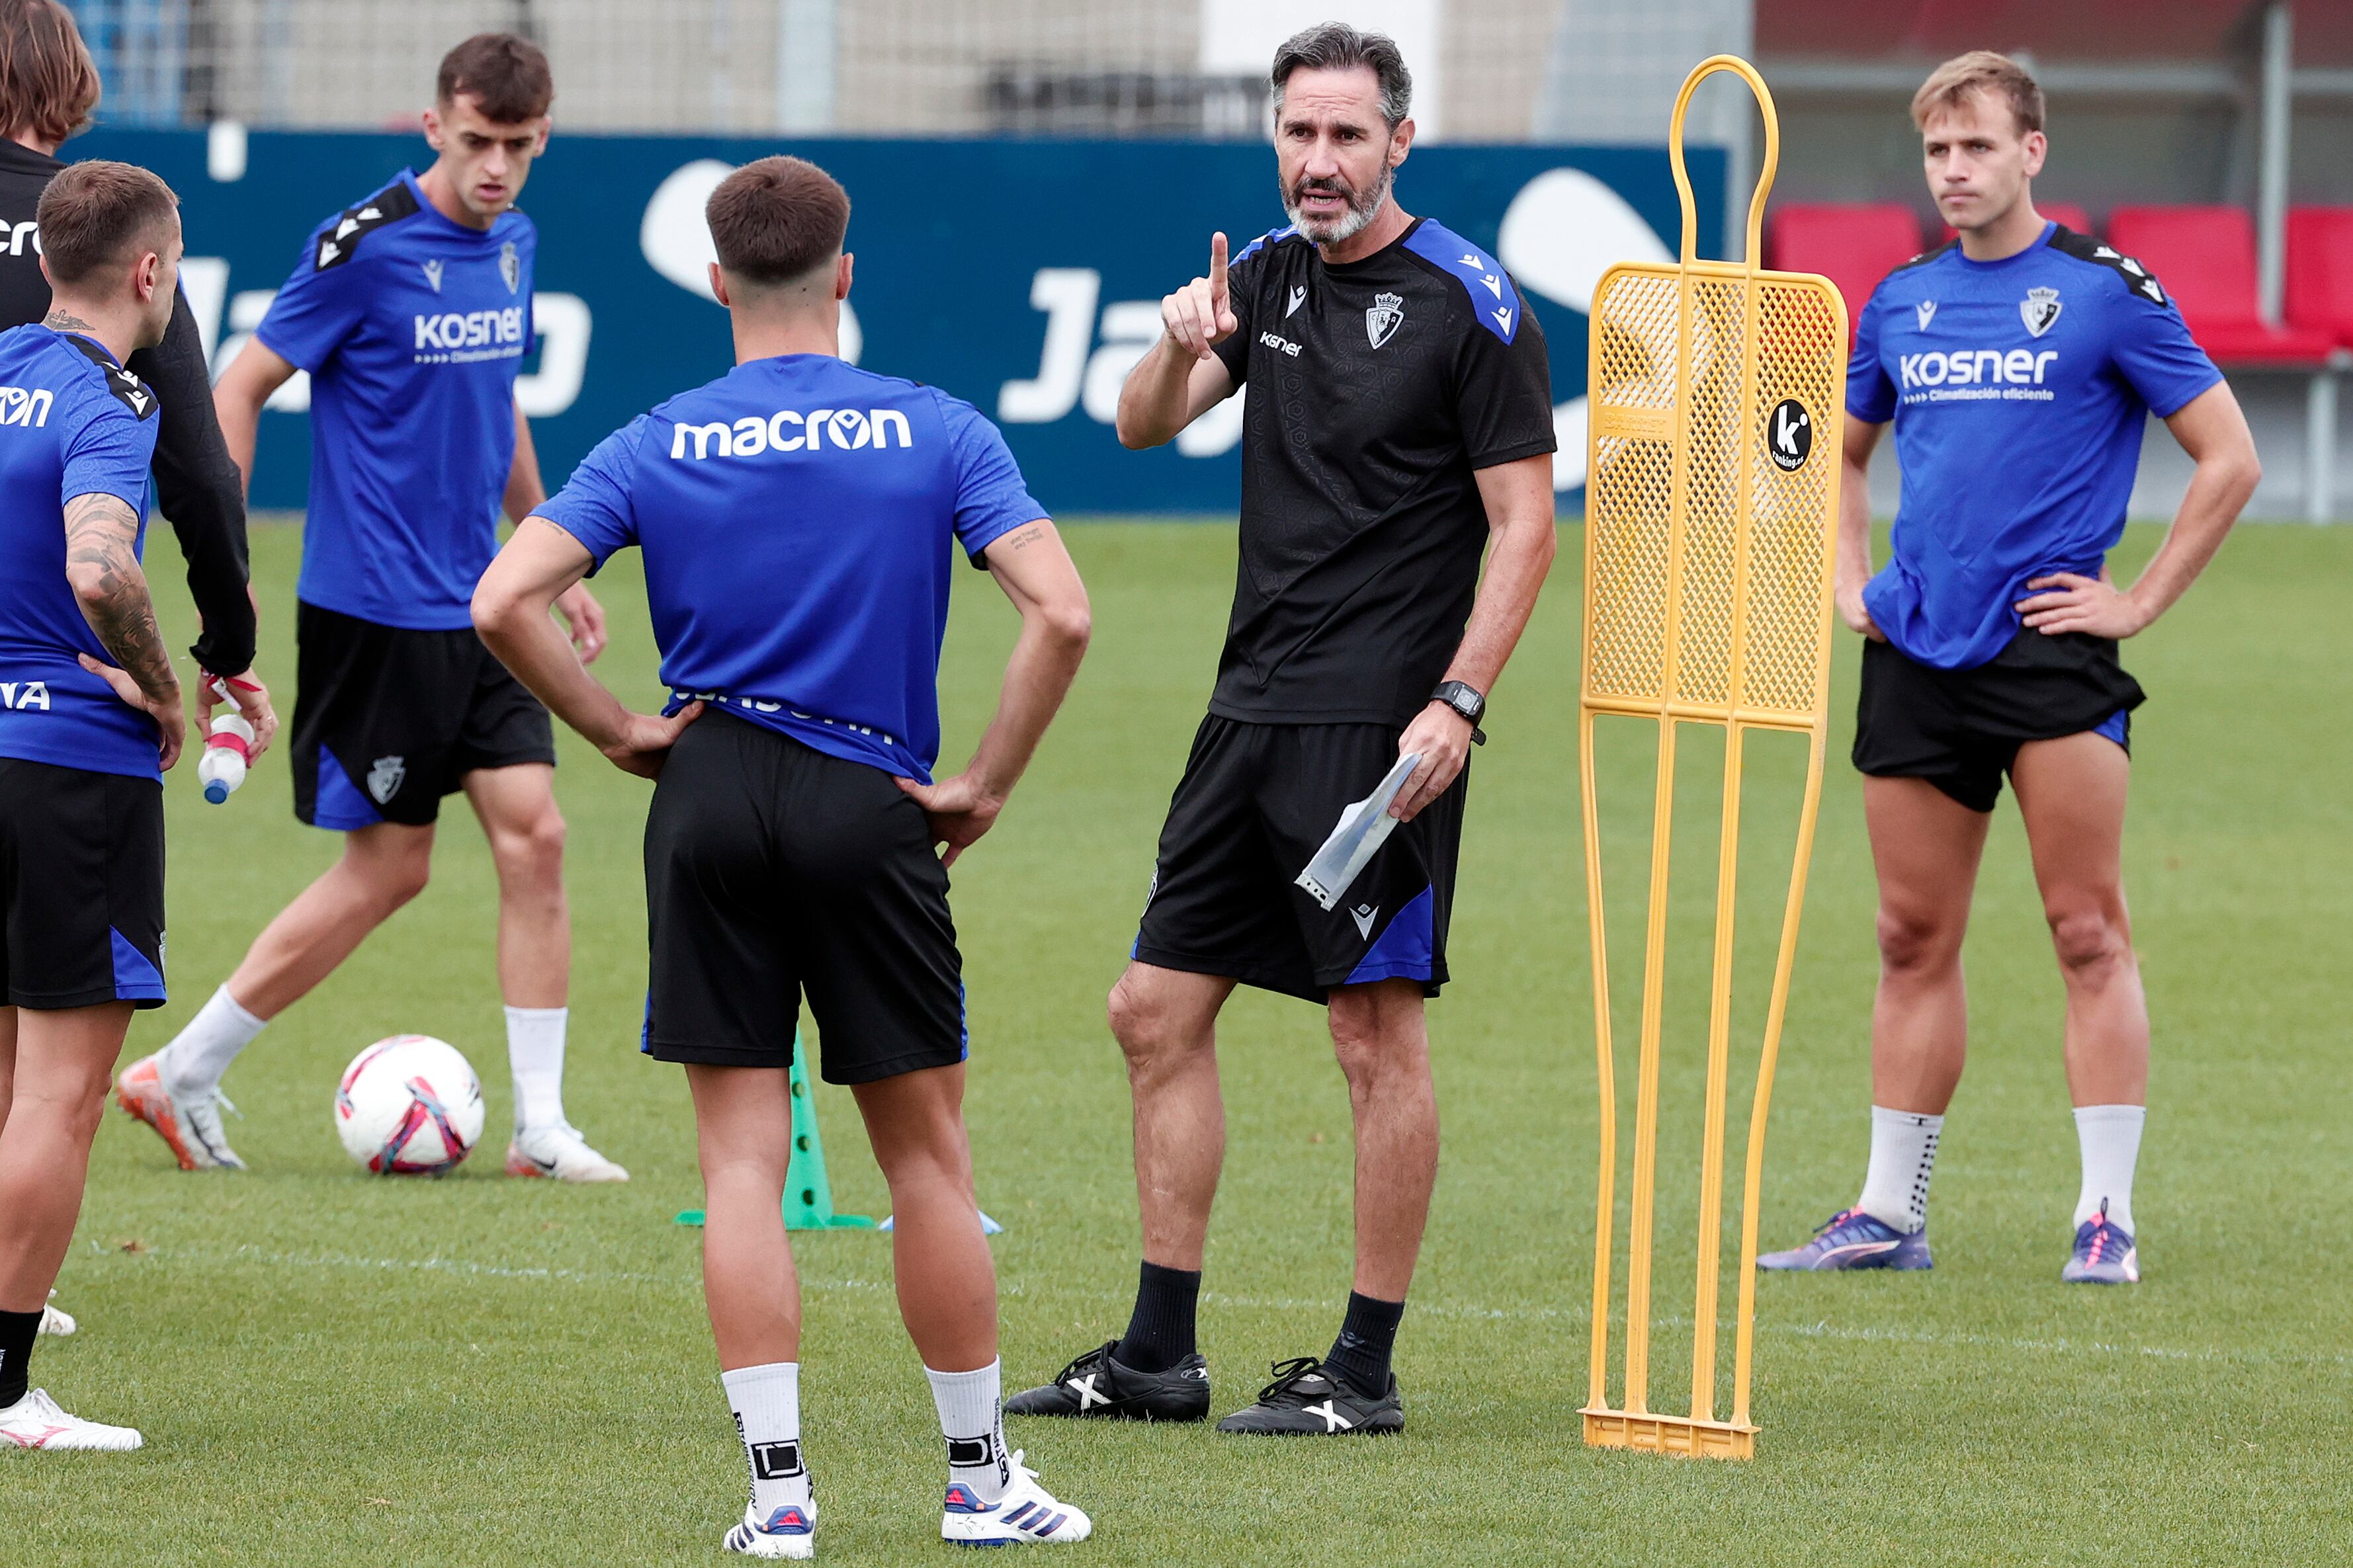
[
  {"xmin": 1365, "ymin": 291, "xmax": 1405, "ymax": 349},
  {"xmin": 366, "ymin": 755, "xmax": 406, "ymax": 805},
  {"xmin": 2020, "ymin": 286, "xmax": 2062, "ymax": 338},
  {"xmin": 499, "ymin": 240, "xmax": 520, "ymax": 294}
]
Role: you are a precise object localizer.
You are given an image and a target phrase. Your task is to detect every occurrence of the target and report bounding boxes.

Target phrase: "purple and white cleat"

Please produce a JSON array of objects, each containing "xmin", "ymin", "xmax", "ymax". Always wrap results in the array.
[
  {"xmin": 1757, "ymin": 1208, "xmax": 1932, "ymax": 1272},
  {"xmin": 2061, "ymin": 1200, "xmax": 2139, "ymax": 1284}
]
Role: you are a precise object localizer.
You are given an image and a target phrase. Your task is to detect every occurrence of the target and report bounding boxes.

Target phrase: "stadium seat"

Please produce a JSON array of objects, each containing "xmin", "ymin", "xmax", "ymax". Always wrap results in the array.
[
  {"xmin": 1767, "ymin": 204, "xmax": 1924, "ymax": 343},
  {"xmin": 2106, "ymin": 205, "xmax": 2334, "ymax": 365},
  {"xmin": 2286, "ymin": 207, "xmax": 2353, "ymax": 351}
]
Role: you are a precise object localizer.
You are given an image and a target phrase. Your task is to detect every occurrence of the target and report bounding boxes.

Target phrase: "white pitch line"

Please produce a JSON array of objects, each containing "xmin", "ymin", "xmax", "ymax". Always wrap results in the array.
[{"xmin": 88, "ymin": 1243, "xmax": 2346, "ymax": 1372}]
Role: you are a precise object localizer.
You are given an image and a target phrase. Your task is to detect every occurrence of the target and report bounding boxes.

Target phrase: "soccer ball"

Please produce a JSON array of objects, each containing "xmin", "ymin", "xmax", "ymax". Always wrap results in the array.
[{"xmin": 334, "ymin": 1035, "xmax": 486, "ymax": 1176}]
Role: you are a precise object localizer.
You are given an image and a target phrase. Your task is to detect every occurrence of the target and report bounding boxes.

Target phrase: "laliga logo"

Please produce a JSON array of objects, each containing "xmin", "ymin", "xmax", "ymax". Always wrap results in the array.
[{"xmin": 642, "ymin": 161, "xmax": 863, "ymax": 363}]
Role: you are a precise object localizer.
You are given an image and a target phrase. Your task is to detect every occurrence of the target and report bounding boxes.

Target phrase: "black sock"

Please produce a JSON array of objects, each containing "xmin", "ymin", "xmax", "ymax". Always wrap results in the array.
[
  {"xmin": 0, "ymin": 1307, "xmax": 38, "ymax": 1407},
  {"xmin": 1325, "ymin": 1291, "xmax": 1405, "ymax": 1400},
  {"xmin": 1112, "ymin": 1260, "xmax": 1201, "ymax": 1374}
]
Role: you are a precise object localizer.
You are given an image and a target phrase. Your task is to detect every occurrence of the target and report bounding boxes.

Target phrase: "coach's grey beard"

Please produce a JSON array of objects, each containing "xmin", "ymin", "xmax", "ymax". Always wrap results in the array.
[{"xmin": 1283, "ymin": 163, "xmax": 1391, "ymax": 247}]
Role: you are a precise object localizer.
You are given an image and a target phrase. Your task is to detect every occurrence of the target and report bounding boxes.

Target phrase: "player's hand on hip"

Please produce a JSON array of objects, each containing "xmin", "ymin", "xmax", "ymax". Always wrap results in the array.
[
  {"xmin": 1835, "ymin": 580, "xmax": 1885, "ymax": 641},
  {"xmin": 896, "ymin": 772, "xmax": 1005, "ymax": 868},
  {"xmin": 2016, "ymin": 573, "xmax": 2149, "ymax": 639},
  {"xmin": 200, "ymin": 668, "xmax": 279, "ymax": 761},
  {"xmin": 1162, "ymin": 230, "xmax": 1240, "ymax": 361},
  {"xmin": 601, "ymin": 701, "xmax": 702, "ymax": 778},
  {"xmin": 80, "ymin": 652, "xmax": 185, "ymax": 771},
  {"xmin": 1392, "ymin": 702, "xmax": 1473, "ymax": 823},
  {"xmin": 554, "ymin": 581, "xmax": 609, "ymax": 665}
]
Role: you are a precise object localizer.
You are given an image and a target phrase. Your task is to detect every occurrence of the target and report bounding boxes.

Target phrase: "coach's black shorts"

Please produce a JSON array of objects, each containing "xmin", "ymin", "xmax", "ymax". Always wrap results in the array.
[
  {"xmin": 1134, "ymin": 715, "xmax": 1464, "ymax": 1005},
  {"xmin": 291, "ymin": 601, "xmax": 556, "ymax": 829},
  {"xmin": 640, "ymin": 712, "xmax": 965, "ymax": 1085},
  {"xmin": 1852, "ymin": 629, "xmax": 2145, "ymax": 813},
  {"xmin": 0, "ymin": 758, "xmax": 166, "ymax": 1011}
]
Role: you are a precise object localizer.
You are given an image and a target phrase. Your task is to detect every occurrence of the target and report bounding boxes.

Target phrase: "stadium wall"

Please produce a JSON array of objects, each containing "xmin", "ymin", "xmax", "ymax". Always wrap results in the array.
[{"xmin": 75, "ymin": 128, "xmax": 1721, "ymax": 516}]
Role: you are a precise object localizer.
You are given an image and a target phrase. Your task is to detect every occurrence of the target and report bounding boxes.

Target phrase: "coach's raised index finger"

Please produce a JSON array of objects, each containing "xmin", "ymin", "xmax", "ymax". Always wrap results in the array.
[{"xmin": 1210, "ymin": 231, "xmax": 1228, "ymax": 304}]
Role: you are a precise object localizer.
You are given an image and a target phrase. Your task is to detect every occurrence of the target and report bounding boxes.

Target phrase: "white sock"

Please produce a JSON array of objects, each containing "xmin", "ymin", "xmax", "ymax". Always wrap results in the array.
[
  {"xmin": 2073, "ymin": 1104, "xmax": 2145, "ymax": 1233},
  {"xmin": 505, "ymin": 1006, "xmax": 568, "ymax": 1132},
  {"xmin": 160, "ymin": 985, "xmax": 267, "ymax": 1098},
  {"xmin": 1855, "ymin": 1105, "xmax": 1944, "ymax": 1233},
  {"xmin": 926, "ymin": 1360, "xmax": 1011, "ymax": 1505},
  {"xmin": 721, "ymin": 1362, "xmax": 810, "ymax": 1524}
]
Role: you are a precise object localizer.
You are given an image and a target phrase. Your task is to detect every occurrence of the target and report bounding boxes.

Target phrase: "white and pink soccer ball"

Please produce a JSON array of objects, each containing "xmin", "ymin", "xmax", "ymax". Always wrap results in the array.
[{"xmin": 333, "ymin": 1035, "xmax": 486, "ymax": 1176}]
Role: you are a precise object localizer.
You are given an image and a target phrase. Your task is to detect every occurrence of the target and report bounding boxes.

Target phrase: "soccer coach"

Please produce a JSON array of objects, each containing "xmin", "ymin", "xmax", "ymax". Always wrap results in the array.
[{"xmin": 1010, "ymin": 22, "xmax": 1557, "ymax": 1436}]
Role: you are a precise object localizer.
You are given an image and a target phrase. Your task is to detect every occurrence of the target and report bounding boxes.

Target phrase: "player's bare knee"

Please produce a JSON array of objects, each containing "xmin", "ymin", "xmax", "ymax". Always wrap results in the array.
[
  {"xmin": 357, "ymin": 843, "xmax": 432, "ymax": 911},
  {"xmin": 1328, "ymin": 1012, "xmax": 1422, "ymax": 1098},
  {"xmin": 1875, "ymin": 904, "xmax": 1959, "ymax": 976},
  {"xmin": 1107, "ymin": 973, "xmax": 1189, "ymax": 1065},
  {"xmin": 495, "ymin": 807, "xmax": 567, "ymax": 887},
  {"xmin": 2047, "ymin": 903, "xmax": 2131, "ymax": 982}
]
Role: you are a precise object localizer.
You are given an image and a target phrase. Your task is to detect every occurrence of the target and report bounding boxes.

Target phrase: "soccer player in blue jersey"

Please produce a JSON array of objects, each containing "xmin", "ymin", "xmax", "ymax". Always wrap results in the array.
[
  {"xmin": 0, "ymin": 161, "xmax": 185, "ymax": 1450},
  {"xmin": 115, "ymin": 35, "xmax": 628, "ymax": 1182},
  {"xmin": 1758, "ymin": 53, "xmax": 2260, "ymax": 1284},
  {"xmin": 474, "ymin": 157, "xmax": 1095, "ymax": 1555}
]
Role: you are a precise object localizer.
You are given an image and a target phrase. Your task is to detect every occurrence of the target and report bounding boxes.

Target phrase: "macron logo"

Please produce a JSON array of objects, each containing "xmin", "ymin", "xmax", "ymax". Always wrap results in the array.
[
  {"xmin": 0, "ymin": 386, "xmax": 54, "ymax": 427},
  {"xmin": 669, "ymin": 407, "xmax": 916, "ymax": 460}
]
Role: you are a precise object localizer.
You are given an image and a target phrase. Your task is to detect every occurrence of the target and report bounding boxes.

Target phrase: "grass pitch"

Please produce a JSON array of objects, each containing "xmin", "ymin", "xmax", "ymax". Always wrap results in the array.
[{"xmin": 7, "ymin": 517, "xmax": 2349, "ymax": 1566}]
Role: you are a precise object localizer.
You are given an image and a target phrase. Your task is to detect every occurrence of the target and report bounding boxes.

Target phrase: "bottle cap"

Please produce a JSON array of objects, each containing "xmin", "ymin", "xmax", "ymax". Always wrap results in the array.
[{"xmin": 204, "ymin": 779, "xmax": 230, "ymax": 804}]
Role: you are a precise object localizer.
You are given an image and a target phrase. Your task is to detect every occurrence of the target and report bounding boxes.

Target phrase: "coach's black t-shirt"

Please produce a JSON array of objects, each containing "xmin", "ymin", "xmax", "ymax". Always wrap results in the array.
[
  {"xmin": 1207, "ymin": 216, "xmax": 1554, "ymax": 727},
  {"xmin": 0, "ymin": 138, "xmax": 255, "ymax": 675}
]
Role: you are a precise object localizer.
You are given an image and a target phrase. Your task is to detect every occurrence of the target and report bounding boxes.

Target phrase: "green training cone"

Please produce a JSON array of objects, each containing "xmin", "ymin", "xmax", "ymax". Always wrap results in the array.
[{"xmin": 673, "ymin": 1034, "xmax": 877, "ymax": 1230}]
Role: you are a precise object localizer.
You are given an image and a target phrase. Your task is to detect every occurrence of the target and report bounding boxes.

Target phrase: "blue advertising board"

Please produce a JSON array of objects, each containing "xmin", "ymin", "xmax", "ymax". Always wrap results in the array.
[{"xmin": 77, "ymin": 128, "xmax": 1721, "ymax": 515}]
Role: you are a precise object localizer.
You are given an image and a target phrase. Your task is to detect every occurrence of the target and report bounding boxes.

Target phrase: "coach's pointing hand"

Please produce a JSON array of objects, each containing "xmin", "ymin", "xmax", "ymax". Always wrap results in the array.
[{"xmin": 1162, "ymin": 231, "xmax": 1240, "ymax": 360}]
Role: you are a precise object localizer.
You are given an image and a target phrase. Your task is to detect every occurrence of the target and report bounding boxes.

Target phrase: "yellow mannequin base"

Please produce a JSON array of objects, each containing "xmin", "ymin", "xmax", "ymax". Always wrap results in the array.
[{"xmin": 1581, "ymin": 1407, "xmax": 1758, "ymax": 1460}]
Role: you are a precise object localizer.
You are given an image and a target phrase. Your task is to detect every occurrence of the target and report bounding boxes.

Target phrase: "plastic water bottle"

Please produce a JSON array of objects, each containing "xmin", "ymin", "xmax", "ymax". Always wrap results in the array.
[{"xmin": 198, "ymin": 684, "xmax": 255, "ymax": 804}]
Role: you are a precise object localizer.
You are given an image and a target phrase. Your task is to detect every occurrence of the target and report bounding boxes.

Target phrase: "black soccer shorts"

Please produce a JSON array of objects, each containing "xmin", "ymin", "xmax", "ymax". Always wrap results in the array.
[
  {"xmin": 1132, "ymin": 715, "xmax": 1465, "ymax": 1004},
  {"xmin": 1852, "ymin": 628, "xmax": 2145, "ymax": 813},
  {"xmin": 0, "ymin": 757, "xmax": 167, "ymax": 1011},
  {"xmin": 640, "ymin": 711, "xmax": 968, "ymax": 1085},
  {"xmin": 290, "ymin": 601, "xmax": 556, "ymax": 829}
]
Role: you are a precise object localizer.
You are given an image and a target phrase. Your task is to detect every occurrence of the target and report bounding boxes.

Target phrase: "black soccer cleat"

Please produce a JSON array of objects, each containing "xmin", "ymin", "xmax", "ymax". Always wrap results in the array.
[
  {"xmin": 1215, "ymin": 1356, "xmax": 1404, "ymax": 1436},
  {"xmin": 1004, "ymin": 1340, "xmax": 1211, "ymax": 1423}
]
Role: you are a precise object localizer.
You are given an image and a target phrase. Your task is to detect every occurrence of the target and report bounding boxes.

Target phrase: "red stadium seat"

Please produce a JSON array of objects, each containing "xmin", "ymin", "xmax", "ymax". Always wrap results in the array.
[
  {"xmin": 2106, "ymin": 205, "xmax": 2334, "ymax": 365},
  {"xmin": 2286, "ymin": 207, "xmax": 2353, "ymax": 351},
  {"xmin": 1768, "ymin": 204, "xmax": 1925, "ymax": 344},
  {"xmin": 1940, "ymin": 202, "xmax": 2093, "ymax": 244}
]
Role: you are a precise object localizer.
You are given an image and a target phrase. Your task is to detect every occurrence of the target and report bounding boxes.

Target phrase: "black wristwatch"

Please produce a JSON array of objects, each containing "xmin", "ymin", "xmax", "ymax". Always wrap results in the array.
[{"xmin": 1430, "ymin": 680, "xmax": 1487, "ymax": 745}]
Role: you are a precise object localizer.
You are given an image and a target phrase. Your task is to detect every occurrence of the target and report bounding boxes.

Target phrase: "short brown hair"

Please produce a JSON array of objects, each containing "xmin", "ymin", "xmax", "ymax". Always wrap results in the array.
[
  {"xmin": 437, "ymin": 32, "xmax": 552, "ymax": 123},
  {"xmin": 706, "ymin": 157, "xmax": 850, "ymax": 288},
  {"xmin": 0, "ymin": 0, "xmax": 97, "ymax": 147},
  {"xmin": 38, "ymin": 159, "xmax": 176, "ymax": 286},
  {"xmin": 1912, "ymin": 50, "xmax": 2043, "ymax": 136}
]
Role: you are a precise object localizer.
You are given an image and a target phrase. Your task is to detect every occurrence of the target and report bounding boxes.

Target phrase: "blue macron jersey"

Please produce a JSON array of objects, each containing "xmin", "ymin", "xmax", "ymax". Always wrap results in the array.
[
  {"xmin": 535, "ymin": 354, "xmax": 1046, "ymax": 783},
  {"xmin": 257, "ymin": 169, "xmax": 535, "ymax": 630},
  {"xmin": 1850, "ymin": 223, "xmax": 2221, "ymax": 669},
  {"xmin": 0, "ymin": 326, "xmax": 163, "ymax": 780}
]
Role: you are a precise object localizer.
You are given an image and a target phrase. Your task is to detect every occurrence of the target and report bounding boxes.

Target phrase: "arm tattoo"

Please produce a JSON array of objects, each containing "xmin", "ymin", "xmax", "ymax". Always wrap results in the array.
[
  {"xmin": 64, "ymin": 491, "xmax": 177, "ymax": 702},
  {"xmin": 1007, "ymin": 524, "xmax": 1046, "ymax": 550},
  {"xmin": 42, "ymin": 308, "xmax": 97, "ymax": 333}
]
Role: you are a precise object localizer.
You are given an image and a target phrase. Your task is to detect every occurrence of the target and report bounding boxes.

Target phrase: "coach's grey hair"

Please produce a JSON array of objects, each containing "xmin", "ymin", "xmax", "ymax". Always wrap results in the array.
[{"xmin": 1270, "ymin": 21, "xmax": 1412, "ymax": 129}]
